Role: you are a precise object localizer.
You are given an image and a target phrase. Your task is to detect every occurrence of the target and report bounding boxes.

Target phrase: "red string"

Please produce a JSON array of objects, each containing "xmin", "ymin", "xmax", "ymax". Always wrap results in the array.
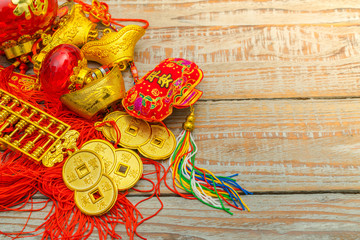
[
  {"xmin": 94, "ymin": 120, "xmax": 121, "ymax": 146},
  {"xmin": 111, "ymin": 18, "xmax": 149, "ymax": 29},
  {"xmin": 73, "ymin": 0, "xmax": 149, "ymax": 29},
  {"xmin": 133, "ymin": 159, "xmax": 166, "ymax": 239}
]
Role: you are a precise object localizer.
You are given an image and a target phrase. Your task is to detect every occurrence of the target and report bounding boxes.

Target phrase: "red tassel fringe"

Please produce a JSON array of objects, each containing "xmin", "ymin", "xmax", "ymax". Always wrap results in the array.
[{"xmin": 0, "ymin": 68, "xmax": 165, "ymax": 239}]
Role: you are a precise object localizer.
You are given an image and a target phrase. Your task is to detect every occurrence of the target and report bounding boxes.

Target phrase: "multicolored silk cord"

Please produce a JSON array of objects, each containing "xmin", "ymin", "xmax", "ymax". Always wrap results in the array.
[{"xmin": 167, "ymin": 109, "xmax": 252, "ymax": 214}]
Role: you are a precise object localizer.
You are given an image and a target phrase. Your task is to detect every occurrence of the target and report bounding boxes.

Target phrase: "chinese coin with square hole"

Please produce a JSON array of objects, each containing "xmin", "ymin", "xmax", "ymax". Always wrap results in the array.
[{"xmin": 108, "ymin": 148, "xmax": 143, "ymax": 191}]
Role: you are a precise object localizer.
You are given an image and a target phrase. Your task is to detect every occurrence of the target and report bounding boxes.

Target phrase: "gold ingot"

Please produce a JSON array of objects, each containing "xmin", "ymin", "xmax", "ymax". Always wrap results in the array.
[
  {"xmin": 81, "ymin": 25, "xmax": 145, "ymax": 69},
  {"xmin": 62, "ymin": 150, "xmax": 104, "ymax": 191},
  {"xmin": 95, "ymin": 111, "xmax": 127, "ymax": 142},
  {"xmin": 109, "ymin": 149, "xmax": 143, "ymax": 191},
  {"xmin": 138, "ymin": 125, "xmax": 176, "ymax": 160},
  {"xmin": 60, "ymin": 65, "xmax": 126, "ymax": 120},
  {"xmin": 115, "ymin": 115, "xmax": 151, "ymax": 149},
  {"xmin": 33, "ymin": 4, "xmax": 98, "ymax": 74},
  {"xmin": 74, "ymin": 174, "xmax": 117, "ymax": 216},
  {"xmin": 81, "ymin": 139, "xmax": 116, "ymax": 174},
  {"xmin": 3, "ymin": 39, "xmax": 35, "ymax": 59}
]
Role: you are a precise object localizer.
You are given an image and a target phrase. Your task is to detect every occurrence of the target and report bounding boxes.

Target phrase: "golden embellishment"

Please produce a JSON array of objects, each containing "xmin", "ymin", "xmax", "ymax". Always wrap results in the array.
[
  {"xmin": 69, "ymin": 58, "xmax": 91, "ymax": 91},
  {"xmin": 108, "ymin": 149, "xmax": 143, "ymax": 191},
  {"xmin": 95, "ymin": 111, "xmax": 127, "ymax": 142},
  {"xmin": 42, "ymin": 130, "xmax": 80, "ymax": 167},
  {"xmin": 12, "ymin": 0, "xmax": 48, "ymax": 19},
  {"xmin": 151, "ymin": 88, "xmax": 160, "ymax": 96},
  {"xmin": 81, "ymin": 139, "xmax": 116, "ymax": 174},
  {"xmin": 81, "ymin": 25, "xmax": 145, "ymax": 69},
  {"xmin": 138, "ymin": 125, "xmax": 176, "ymax": 160},
  {"xmin": 33, "ymin": 4, "xmax": 98, "ymax": 74},
  {"xmin": 74, "ymin": 174, "xmax": 117, "ymax": 216},
  {"xmin": 0, "ymin": 89, "xmax": 71, "ymax": 165},
  {"xmin": 62, "ymin": 150, "xmax": 105, "ymax": 191},
  {"xmin": 60, "ymin": 65, "xmax": 125, "ymax": 119}
]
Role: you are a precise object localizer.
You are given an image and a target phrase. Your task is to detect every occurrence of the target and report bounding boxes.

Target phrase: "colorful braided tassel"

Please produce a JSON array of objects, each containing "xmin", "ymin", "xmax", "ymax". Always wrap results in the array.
[{"xmin": 168, "ymin": 107, "xmax": 252, "ymax": 214}]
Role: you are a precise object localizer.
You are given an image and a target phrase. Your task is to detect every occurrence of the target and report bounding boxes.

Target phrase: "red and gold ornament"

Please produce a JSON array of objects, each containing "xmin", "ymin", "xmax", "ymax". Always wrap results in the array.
[
  {"xmin": 39, "ymin": 44, "xmax": 84, "ymax": 97},
  {"xmin": 123, "ymin": 58, "xmax": 204, "ymax": 122},
  {"xmin": 0, "ymin": 0, "xmax": 58, "ymax": 45}
]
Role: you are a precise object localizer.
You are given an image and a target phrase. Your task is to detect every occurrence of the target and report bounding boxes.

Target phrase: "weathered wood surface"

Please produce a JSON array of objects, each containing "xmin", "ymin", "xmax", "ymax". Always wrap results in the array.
[
  {"xmin": 1, "ymin": 194, "xmax": 360, "ymax": 240},
  {"xmin": 2, "ymin": 0, "xmax": 360, "ymax": 239}
]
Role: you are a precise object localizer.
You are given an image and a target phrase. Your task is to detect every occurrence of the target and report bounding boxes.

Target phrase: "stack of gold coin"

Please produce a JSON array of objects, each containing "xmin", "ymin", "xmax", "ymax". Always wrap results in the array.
[
  {"xmin": 62, "ymin": 139, "xmax": 144, "ymax": 216},
  {"xmin": 62, "ymin": 149, "xmax": 118, "ymax": 216},
  {"xmin": 139, "ymin": 125, "xmax": 176, "ymax": 160},
  {"xmin": 96, "ymin": 111, "xmax": 177, "ymax": 160}
]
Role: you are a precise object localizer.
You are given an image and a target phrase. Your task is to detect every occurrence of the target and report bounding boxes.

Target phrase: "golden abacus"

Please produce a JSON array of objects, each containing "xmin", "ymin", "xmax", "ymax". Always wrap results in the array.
[{"xmin": 0, "ymin": 89, "xmax": 72, "ymax": 165}]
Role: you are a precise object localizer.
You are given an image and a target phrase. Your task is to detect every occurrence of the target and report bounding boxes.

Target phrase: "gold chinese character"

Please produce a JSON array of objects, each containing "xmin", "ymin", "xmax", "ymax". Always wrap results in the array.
[
  {"xmin": 146, "ymin": 71, "xmax": 160, "ymax": 82},
  {"xmin": 74, "ymin": 156, "xmax": 83, "ymax": 166},
  {"xmin": 94, "ymin": 143, "xmax": 106, "ymax": 154},
  {"xmin": 157, "ymin": 74, "xmax": 173, "ymax": 88},
  {"xmin": 102, "ymin": 181, "xmax": 112, "ymax": 192},
  {"xmin": 12, "ymin": 0, "xmax": 48, "ymax": 19},
  {"xmin": 120, "ymin": 153, "xmax": 131, "ymax": 163},
  {"xmin": 98, "ymin": 200, "xmax": 106, "ymax": 210},
  {"xmin": 81, "ymin": 196, "xmax": 90, "ymax": 207},
  {"xmin": 84, "ymin": 175, "xmax": 93, "ymax": 185},
  {"xmin": 67, "ymin": 172, "xmax": 77, "ymax": 183},
  {"xmin": 88, "ymin": 158, "xmax": 99, "ymax": 170},
  {"xmin": 129, "ymin": 169, "xmax": 139, "ymax": 178}
]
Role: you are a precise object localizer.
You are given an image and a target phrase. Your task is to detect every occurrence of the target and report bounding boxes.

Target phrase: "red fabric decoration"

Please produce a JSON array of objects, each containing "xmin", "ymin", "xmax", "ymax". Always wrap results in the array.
[
  {"xmin": 0, "ymin": 0, "xmax": 58, "ymax": 44},
  {"xmin": 122, "ymin": 58, "xmax": 203, "ymax": 122},
  {"xmin": 0, "ymin": 66, "xmax": 37, "ymax": 93}
]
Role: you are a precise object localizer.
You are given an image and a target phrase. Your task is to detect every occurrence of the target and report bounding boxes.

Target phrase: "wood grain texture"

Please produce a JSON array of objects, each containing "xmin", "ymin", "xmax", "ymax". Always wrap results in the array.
[
  {"xmin": 134, "ymin": 99, "xmax": 360, "ymax": 193},
  {"xmin": 1, "ymin": 194, "xmax": 360, "ymax": 240},
  {"xmin": 111, "ymin": 0, "xmax": 360, "ymax": 99}
]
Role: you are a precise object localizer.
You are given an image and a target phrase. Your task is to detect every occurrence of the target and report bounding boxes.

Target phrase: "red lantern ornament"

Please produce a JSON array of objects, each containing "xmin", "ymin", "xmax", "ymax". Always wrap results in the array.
[
  {"xmin": 0, "ymin": 0, "xmax": 58, "ymax": 53},
  {"xmin": 39, "ymin": 44, "xmax": 84, "ymax": 97}
]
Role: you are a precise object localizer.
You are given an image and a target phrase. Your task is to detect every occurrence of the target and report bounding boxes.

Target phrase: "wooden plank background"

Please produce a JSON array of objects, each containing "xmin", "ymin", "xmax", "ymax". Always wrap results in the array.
[{"xmin": 2, "ymin": 0, "xmax": 360, "ymax": 239}]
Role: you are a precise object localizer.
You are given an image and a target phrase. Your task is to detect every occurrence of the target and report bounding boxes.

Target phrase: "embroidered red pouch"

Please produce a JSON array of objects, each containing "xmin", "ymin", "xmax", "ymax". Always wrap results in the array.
[{"xmin": 122, "ymin": 58, "xmax": 203, "ymax": 122}]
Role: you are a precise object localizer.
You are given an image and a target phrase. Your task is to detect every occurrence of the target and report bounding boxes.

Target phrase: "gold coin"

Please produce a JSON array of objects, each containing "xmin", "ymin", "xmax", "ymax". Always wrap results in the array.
[
  {"xmin": 104, "ymin": 111, "xmax": 127, "ymax": 122},
  {"xmin": 62, "ymin": 150, "xmax": 104, "ymax": 191},
  {"xmin": 115, "ymin": 115, "xmax": 151, "ymax": 149},
  {"xmin": 138, "ymin": 125, "xmax": 176, "ymax": 160},
  {"xmin": 109, "ymin": 148, "xmax": 143, "ymax": 191},
  {"xmin": 74, "ymin": 174, "xmax": 118, "ymax": 216},
  {"xmin": 97, "ymin": 111, "xmax": 127, "ymax": 142},
  {"xmin": 81, "ymin": 139, "xmax": 116, "ymax": 174}
]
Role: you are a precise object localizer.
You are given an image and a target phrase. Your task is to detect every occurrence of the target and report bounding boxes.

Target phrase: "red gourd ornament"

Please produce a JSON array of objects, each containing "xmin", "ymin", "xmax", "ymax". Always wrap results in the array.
[
  {"xmin": 39, "ymin": 44, "xmax": 84, "ymax": 97},
  {"xmin": 0, "ymin": 0, "xmax": 58, "ymax": 44}
]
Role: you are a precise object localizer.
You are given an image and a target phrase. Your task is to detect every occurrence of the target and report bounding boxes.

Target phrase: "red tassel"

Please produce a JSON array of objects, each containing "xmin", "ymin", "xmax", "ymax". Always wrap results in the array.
[
  {"xmin": 0, "ymin": 64, "xmax": 16, "ymax": 93},
  {"xmin": 0, "ymin": 85, "xmax": 167, "ymax": 239}
]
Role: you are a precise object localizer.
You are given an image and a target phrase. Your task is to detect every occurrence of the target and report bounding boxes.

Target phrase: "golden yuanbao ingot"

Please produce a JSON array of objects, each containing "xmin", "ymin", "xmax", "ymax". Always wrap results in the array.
[
  {"xmin": 33, "ymin": 3, "xmax": 98, "ymax": 74},
  {"xmin": 81, "ymin": 25, "xmax": 145, "ymax": 70},
  {"xmin": 60, "ymin": 65, "xmax": 125, "ymax": 120}
]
